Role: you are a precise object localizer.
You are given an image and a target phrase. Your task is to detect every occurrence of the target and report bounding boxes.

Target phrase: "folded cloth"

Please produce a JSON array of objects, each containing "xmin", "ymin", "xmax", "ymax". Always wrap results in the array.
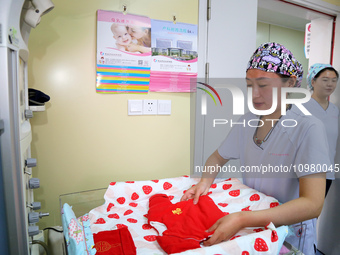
[
  {"xmin": 28, "ymin": 88, "xmax": 50, "ymax": 106},
  {"xmin": 93, "ymin": 227, "xmax": 136, "ymax": 255},
  {"xmin": 148, "ymin": 194, "xmax": 226, "ymax": 254}
]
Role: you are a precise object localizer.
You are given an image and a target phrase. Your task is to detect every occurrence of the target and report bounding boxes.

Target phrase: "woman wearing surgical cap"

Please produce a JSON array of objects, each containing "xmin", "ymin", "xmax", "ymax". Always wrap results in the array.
[
  {"xmin": 304, "ymin": 64, "xmax": 339, "ymax": 196},
  {"xmin": 182, "ymin": 42, "xmax": 331, "ymax": 254}
]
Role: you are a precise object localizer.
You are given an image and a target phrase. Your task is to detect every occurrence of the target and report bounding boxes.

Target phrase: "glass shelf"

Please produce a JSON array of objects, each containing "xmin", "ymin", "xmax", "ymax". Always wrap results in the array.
[{"xmin": 59, "ymin": 188, "xmax": 106, "ymax": 218}]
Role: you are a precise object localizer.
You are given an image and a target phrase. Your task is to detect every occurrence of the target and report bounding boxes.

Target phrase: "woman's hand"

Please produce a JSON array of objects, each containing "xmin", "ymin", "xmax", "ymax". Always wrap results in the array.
[
  {"xmin": 203, "ymin": 174, "xmax": 326, "ymax": 246},
  {"xmin": 203, "ymin": 212, "xmax": 244, "ymax": 246},
  {"xmin": 180, "ymin": 180, "xmax": 212, "ymax": 204}
]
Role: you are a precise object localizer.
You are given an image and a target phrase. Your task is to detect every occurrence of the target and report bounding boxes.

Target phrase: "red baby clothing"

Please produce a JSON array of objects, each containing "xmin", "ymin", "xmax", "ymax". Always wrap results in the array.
[
  {"xmin": 148, "ymin": 194, "xmax": 225, "ymax": 254},
  {"xmin": 93, "ymin": 227, "xmax": 136, "ymax": 255}
]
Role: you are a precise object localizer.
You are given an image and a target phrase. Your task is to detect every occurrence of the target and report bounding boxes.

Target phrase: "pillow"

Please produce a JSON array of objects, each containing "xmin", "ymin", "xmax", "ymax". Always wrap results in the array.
[{"xmin": 62, "ymin": 203, "xmax": 96, "ymax": 255}]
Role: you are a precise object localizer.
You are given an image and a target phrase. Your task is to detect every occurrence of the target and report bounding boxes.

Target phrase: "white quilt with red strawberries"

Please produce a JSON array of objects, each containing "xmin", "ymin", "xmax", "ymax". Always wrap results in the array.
[{"xmin": 89, "ymin": 176, "xmax": 288, "ymax": 254}]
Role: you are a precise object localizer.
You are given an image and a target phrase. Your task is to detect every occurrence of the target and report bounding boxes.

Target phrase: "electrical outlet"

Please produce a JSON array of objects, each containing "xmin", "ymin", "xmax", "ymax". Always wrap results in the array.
[{"xmin": 143, "ymin": 100, "xmax": 158, "ymax": 115}]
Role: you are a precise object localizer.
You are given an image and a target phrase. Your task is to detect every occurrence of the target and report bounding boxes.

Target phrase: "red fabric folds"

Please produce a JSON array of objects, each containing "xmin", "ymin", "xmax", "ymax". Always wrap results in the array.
[
  {"xmin": 148, "ymin": 194, "xmax": 225, "ymax": 254},
  {"xmin": 93, "ymin": 227, "xmax": 136, "ymax": 255}
]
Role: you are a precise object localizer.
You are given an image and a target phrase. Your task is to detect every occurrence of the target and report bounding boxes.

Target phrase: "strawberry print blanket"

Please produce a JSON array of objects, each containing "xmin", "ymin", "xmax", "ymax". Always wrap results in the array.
[{"xmin": 88, "ymin": 176, "xmax": 289, "ymax": 254}]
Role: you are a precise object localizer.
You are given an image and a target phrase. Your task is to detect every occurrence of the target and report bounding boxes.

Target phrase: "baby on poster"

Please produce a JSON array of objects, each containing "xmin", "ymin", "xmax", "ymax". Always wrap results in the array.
[
  {"xmin": 110, "ymin": 23, "xmax": 132, "ymax": 51},
  {"xmin": 110, "ymin": 23, "xmax": 151, "ymax": 53}
]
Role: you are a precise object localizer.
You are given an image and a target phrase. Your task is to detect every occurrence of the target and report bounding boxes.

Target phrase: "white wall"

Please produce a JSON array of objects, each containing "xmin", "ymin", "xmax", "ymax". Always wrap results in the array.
[{"xmin": 193, "ymin": 0, "xmax": 257, "ymax": 177}]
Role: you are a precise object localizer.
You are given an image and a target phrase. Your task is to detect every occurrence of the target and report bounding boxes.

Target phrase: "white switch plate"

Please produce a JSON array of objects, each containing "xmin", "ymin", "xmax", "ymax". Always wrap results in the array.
[
  {"xmin": 128, "ymin": 100, "xmax": 143, "ymax": 115},
  {"xmin": 143, "ymin": 99, "xmax": 158, "ymax": 115},
  {"xmin": 158, "ymin": 100, "xmax": 171, "ymax": 115},
  {"xmin": 128, "ymin": 99, "xmax": 172, "ymax": 116}
]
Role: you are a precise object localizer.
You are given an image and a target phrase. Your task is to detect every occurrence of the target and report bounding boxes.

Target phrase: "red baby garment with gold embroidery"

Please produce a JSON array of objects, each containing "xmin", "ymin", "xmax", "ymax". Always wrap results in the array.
[
  {"xmin": 93, "ymin": 227, "xmax": 136, "ymax": 255},
  {"xmin": 147, "ymin": 194, "xmax": 225, "ymax": 254}
]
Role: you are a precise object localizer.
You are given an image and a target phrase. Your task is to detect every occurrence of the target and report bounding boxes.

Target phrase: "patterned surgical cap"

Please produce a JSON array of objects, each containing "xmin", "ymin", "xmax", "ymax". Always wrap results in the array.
[
  {"xmin": 306, "ymin": 63, "xmax": 334, "ymax": 90},
  {"xmin": 246, "ymin": 42, "xmax": 303, "ymax": 87}
]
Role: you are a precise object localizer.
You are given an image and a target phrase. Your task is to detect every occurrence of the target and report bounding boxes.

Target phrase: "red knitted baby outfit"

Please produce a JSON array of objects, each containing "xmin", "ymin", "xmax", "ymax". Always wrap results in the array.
[
  {"xmin": 148, "ymin": 194, "xmax": 225, "ymax": 254},
  {"xmin": 93, "ymin": 227, "xmax": 136, "ymax": 255}
]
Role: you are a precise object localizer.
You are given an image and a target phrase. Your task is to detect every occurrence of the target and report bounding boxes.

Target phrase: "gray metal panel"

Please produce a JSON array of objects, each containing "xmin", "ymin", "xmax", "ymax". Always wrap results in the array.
[
  {"xmin": 0, "ymin": 119, "xmax": 10, "ymax": 255},
  {"xmin": 0, "ymin": 47, "xmax": 29, "ymax": 254}
]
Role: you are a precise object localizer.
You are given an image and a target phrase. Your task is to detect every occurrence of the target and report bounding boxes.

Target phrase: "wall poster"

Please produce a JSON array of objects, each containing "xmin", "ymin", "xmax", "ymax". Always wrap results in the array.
[
  {"xmin": 304, "ymin": 23, "xmax": 311, "ymax": 59},
  {"xmin": 150, "ymin": 19, "xmax": 198, "ymax": 92},
  {"xmin": 96, "ymin": 10, "xmax": 151, "ymax": 93}
]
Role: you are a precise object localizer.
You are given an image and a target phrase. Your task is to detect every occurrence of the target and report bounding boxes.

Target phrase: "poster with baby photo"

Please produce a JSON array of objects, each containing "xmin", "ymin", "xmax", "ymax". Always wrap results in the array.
[
  {"xmin": 149, "ymin": 19, "xmax": 198, "ymax": 92},
  {"xmin": 96, "ymin": 10, "xmax": 151, "ymax": 93}
]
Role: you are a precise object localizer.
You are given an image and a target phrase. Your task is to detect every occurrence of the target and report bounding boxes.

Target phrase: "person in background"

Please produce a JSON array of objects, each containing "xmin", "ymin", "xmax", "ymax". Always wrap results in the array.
[
  {"xmin": 181, "ymin": 42, "xmax": 331, "ymax": 255},
  {"xmin": 305, "ymin": 63, "xmax": 339, "ymax": 196}
]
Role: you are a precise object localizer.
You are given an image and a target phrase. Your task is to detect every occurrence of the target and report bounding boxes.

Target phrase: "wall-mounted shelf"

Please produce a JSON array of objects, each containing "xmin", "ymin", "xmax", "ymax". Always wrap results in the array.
[{"xmin": 30, "ymin": 105, "xmax": 45, "ymax": 112}]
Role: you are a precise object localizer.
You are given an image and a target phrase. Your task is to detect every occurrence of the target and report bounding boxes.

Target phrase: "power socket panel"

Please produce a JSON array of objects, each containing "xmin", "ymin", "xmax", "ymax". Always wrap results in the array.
[{"xmin": 143, "ymin": 100, "xmax": 158, "ymax": 115}]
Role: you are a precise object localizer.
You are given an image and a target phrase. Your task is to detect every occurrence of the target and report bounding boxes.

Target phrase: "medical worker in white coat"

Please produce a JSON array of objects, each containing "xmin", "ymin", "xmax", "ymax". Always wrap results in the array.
[
  {"xmin": 304, "ymin": 63, "xmax": 339, "ymax": 195},
  {"xmin": 181, "ymin": 42, "xmax": 331, "ymax": 255}
]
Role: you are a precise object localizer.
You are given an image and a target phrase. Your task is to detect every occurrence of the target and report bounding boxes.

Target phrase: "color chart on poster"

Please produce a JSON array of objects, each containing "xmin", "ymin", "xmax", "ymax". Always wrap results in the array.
[
  {"xmin": 96, "ymin": 10, "xmax": 151, "ymax": 93},
  {"xmin": 150, "ymin": 19, "xmax": 198, "ymax": 92}
]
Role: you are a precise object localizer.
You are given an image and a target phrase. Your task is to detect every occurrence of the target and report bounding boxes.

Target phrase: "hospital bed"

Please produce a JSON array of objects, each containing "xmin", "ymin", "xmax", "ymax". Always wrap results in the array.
[{"xmin": 60, "ymin": 176, "xmax": 304, "ymax": 254}]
